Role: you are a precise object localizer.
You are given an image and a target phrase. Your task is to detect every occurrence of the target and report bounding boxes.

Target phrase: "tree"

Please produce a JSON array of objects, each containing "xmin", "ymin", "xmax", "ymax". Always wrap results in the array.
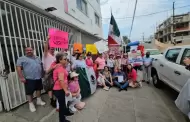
[{"xmin": 122, "ymin": 36, "xmax": 131, "ymax": 44}]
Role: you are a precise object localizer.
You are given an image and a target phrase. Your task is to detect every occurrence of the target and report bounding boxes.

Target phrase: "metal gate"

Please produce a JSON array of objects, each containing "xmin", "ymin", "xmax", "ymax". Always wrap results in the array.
[{"xmin": 0, "ymin": 0, "xmax": 76, "ymax": 111}]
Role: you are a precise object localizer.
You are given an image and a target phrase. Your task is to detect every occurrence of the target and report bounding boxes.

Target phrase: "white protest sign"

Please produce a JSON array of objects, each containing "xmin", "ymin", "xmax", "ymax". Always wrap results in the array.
[{"xmin": 94, "ymin": 40, "xmax": 108, "ymax": 53}]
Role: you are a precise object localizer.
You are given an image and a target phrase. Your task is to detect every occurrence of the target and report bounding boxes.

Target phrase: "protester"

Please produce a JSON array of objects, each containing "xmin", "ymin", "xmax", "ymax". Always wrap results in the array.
[
  {"xmin": 42, "ymin": 36, "xmax": 56, "ymax": 108},
  {"xmin": 16, "ymin": 47, "xmax": 45, "ymax": 112},
  {"xmin": 126, "ymin": 64, "xmax": 142, "ymax": 88},
  {"xmin": 121, "ymin": 53, "xmax": 128, "ymax": 72},
  {"xmin": 73, "ymin": 53, "xmax": 87, "ymax": 69},
  {"xmin": 97, "ymin": 71, "xmax": 109, "ymax": 91},
  {"xmin": 85, "ymin": 52, "xmax": 93, "ymax": 68},
  {"xmin": 106, "ymin": 54, "xmax": 115, "ymax": 74},
  {"xmin": 52, "ymin": 52, "xmax": 73, "ymax": 122},
  {"xmin": 67, "ymin": 72, "xmax": 85, "ymax": 112},
  {"xmin": 114, "ymin": 55, "xmax": 122, "ymax": 69},
  {"xmin": 95, "ymin": 53, "xmax": 106, "ymax": 71},
  {"xmin": 142, "ymin": 52, "xmax": 153, "ymax": 84},
  {"xmin": 103, "ymin": 66, "xmax": 113, "ymax": 88},
  {"xmin": 112, "ymin": 67, "xmax": 129, "ymax": 92}
]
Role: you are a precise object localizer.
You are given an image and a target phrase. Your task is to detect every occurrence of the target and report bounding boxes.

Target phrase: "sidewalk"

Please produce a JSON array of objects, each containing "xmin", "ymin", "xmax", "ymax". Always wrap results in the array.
[{"xmin": 0, "ymin": 83, "xmax": 189, "ymax": 122}]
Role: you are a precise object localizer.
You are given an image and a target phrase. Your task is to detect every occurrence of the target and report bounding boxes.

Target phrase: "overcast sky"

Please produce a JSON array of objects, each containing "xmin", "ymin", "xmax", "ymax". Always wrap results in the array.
[{"xmin": 100, "ymin": 0, "xmax": 190, "ymax": 41}]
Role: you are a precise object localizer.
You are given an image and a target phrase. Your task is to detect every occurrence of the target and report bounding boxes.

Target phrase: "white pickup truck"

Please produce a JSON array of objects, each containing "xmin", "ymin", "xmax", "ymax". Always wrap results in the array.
[{"xmin": 151, "ymin": 45, "xmax": 190, "ymax": 92}]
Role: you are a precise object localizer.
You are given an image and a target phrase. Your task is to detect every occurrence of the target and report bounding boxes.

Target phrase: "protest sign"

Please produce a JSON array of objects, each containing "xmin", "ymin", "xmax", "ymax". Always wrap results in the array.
[
  {"xmin": 86, "ymin": 44, "xmax": 97, "ymax": 54},
  {"xmin": 49, "ymin": 28, "xmax": 68, "ymax": 49},
  {"xmin": 108, "ymin": 45, "xmax": 121, "ymax": 55},
  {"xmin": 73, "ymin": 43, "xmax": 83, "ymax": 53},
  {"xmin": 94, "ymin": 40, "xmax": 108, "ymax": 53}
]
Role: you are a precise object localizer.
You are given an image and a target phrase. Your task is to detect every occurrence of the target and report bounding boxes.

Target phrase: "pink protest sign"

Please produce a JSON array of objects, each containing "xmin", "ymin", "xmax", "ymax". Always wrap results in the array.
[{"xmin": 49, "ymin": 28, "xmax": 69, "ymax": 49}]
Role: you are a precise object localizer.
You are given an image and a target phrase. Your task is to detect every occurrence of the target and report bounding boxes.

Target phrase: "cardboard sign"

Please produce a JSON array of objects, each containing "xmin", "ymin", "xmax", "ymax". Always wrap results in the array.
[
  {"xmin": 86, "ymin": 44, "xmax": 98, "ymax": 54},
  {"xmin": 73, "ymin": 43, "xmax": 83, "ymax": 53},
  {"xmin": 128, "ymin": 50, "xmax": 143, "ymax": 66},
  {"xmin": 49, "ymin": 28, "xmax": 68, "ymax": 49},
  {"xmin": 94, "ymin": 40, "xmax": 108, "ymax": 53}
]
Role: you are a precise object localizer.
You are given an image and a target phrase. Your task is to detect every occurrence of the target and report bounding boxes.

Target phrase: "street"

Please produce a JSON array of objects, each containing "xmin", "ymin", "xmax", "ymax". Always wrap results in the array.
[{"xmin": 0, "ymin": 71, "xmax": 189, "ymax": 122}]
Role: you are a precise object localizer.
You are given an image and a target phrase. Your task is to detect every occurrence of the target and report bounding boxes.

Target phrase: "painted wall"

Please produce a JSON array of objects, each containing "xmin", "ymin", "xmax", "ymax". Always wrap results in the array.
[{"xmin": 24, "ymin": 0, "xmax": 103, "ymax": 39}]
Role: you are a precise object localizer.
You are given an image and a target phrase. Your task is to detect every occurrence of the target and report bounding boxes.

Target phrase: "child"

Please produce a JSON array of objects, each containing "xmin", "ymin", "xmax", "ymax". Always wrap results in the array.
[{"xmin": 67, "ymin": 72, "xmax": 85, "ymax": 112}]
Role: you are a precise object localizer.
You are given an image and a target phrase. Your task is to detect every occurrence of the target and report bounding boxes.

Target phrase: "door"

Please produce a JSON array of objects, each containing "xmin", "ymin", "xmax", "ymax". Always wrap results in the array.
[
  {"xmin": 172, "ymin": 48, "xmax": 190, "ymax": 91},
  {"xmin": 160, "ymin": 48, "xmax": 181, "ymax": 89}
]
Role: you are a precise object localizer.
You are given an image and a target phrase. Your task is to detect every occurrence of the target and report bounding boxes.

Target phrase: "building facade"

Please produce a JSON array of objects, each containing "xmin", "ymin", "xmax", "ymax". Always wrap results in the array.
[
  {"xmin": 0, "ymin": 0, "xmax": 103, "ymax": 111},
  {"xmin": 155, "ymin": 12, "xmax": 190, "ymax": 44}
]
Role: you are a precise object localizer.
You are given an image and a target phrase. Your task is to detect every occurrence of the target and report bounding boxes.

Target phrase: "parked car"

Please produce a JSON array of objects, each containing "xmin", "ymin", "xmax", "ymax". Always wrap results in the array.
[
  {"xmin": 145, "ymin": 49, "xmax": 162, "ymax": 58},
  {"xmin": 151, "ymin": 45, "xmax": 190, "ymax": 92}
]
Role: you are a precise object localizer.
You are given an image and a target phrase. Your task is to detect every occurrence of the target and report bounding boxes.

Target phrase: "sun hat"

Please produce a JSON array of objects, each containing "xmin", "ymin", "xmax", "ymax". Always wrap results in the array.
[{"xmin": 70, "ymin": 72, "xmax": 79, "ymax": 78}]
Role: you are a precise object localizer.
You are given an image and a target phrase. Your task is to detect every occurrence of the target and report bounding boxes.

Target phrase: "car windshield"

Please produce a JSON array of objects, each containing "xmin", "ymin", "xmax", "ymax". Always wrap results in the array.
[{"xmin": 146, "ymin": 49, "xmax": 161, "ymax": 55}]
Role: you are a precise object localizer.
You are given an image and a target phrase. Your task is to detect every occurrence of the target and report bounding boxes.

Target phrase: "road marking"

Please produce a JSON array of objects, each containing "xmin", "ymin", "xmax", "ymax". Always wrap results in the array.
[{"xmin": 39, "ymin": 109, "xmax": 56, "ymax": 122}]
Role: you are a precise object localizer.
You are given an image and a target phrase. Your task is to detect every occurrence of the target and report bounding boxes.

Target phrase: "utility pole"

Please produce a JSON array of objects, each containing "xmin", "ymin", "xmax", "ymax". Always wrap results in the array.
[
  {"xmin": 142, "ymin": 33, "xmax": 144, "ymax": 42},
  {"xmin": 172, "ymin": 1, "xmax": 176, "ymax": 45}
]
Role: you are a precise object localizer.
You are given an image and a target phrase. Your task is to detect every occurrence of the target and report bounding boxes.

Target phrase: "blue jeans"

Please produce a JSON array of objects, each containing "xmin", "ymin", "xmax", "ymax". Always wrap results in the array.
[{"xmin": 113, "ymin": 80, "xmax": 129, "ymax": 89}]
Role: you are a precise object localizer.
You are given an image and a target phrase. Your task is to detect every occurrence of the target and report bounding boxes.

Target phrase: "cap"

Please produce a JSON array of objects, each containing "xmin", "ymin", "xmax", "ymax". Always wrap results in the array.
[{"xmin": 70, "ymin": 72, "xmax": 79, "ymax": 78}]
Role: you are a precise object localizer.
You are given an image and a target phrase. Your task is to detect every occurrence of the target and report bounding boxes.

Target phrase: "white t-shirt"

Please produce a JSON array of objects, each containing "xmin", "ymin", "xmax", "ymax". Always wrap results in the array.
[
  {"xmin": 107, "ymin": 59, "xmax": 114, "ymax": 68},
  {"xmin": 42, "ymin": 52, "xmax": 56, "ymax": 71}
]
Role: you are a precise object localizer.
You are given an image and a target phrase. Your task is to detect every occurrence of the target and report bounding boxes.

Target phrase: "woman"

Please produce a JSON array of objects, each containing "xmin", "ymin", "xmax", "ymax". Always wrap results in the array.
[
  {"xmin": 126, "ymin": 64, "xmax": 142, "ymax": 88},
  {"xmin": 103, "ymin": 66, "xmax": 113, "ymax": 88},
  {"xmin": 85, "ymin": 52, "xmax": 93, "ymax": 68},
  {"xmin": 114, "ymin": 55, "xmax": 121, "ymax": 69},
  {"xmin": 95, "ymin": 53, "xmax": 106, "ymax": 72},
  {"xmin": 52, "ymin": 52, "xmax": 73, "ymax": 122},
  {"xmin": 121, "ymin": 53, "xmax": 128, "ymax": 72},
  {"xmin": 107, "ymin": 54, "xmax": 115, "ymax": 74},
  {"xmin": 73, "ymin": 53, "xmax": 86, "ymax": 69}
]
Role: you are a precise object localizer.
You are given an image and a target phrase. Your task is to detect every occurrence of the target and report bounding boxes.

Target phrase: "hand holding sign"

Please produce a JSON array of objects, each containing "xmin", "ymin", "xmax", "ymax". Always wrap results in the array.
[{"xmin": 48, "ymin": 28, "xmax": 69, "ymax": 49}]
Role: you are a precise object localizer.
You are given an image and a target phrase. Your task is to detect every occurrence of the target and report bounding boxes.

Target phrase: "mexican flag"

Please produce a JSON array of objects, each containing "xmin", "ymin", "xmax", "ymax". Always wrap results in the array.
[{"xmin": 108, "ymin": 13, "xmax": 121, "ymax": 45}]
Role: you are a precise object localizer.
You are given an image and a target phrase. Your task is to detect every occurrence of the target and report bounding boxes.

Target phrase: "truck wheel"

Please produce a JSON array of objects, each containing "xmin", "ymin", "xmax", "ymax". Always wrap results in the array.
[{"xmin": 152, "ymin": 73, "xmax": 162, "ymax": 88}]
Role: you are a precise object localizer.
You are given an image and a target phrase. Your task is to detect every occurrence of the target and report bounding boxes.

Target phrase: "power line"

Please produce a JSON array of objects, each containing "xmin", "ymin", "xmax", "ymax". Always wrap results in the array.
[
  {"xmin": 102, "ymin": 4, "xmax": 190, "ymax": 19},
  {"xmin": 129, "ymin": 0, "xmax": 138, "ymax": 39}
]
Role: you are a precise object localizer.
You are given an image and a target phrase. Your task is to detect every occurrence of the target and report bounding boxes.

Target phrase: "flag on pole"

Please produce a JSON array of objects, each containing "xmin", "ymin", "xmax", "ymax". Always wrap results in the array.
[{"xmin": 108, "ymin": 13, "xmax": 121, "ymax": 45}]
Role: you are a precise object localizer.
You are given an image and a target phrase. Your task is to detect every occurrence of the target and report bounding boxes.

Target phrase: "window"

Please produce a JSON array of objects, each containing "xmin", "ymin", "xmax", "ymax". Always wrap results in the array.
[
  {"xmin": 76, "ymin": 0, "xmax": 87, "ymax": 15},
  {"xmin": 95, "ymin": 13, "xmax": 99, "ymax": 25},
  {"xmin": 180, "ymin": 48, "xmax": 190, "ymax": 65},
  {"xmin": 165, "ymin": 48, "xmax": 181, "ymax": 63}
]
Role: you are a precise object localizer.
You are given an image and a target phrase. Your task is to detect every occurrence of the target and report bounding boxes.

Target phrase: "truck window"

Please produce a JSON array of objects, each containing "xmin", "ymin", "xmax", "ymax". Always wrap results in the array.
[
  {"xmin": 165, "ymin": 48, "xmax": 181, "ymax": 63},
  {"xmin": 180, "ymin": 48, "xmax": 190, "ymax": 65}
]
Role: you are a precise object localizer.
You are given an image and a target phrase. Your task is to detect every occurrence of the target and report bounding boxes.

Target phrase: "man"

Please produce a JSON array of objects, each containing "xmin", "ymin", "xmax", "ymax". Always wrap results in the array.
[
  {"xmin": 113, "ymin": 67, "xmax": 129, "ymax": 92},
  {"xmin": 17, "ymin": 47, "xmax": 45, "ymax": 112},
  {"xmin": 42, "ymin": 36, "xmax": 56, "ymax": 108},
  {"xmin": 142, "ymin": 52, "xmax": 153, "ymax": 84}
]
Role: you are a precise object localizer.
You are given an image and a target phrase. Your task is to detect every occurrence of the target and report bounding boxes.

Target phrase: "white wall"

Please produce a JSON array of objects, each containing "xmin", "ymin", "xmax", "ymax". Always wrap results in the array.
[{"xmin": 24, "ymin": 0, "xmax": 103, "ymax": 38}]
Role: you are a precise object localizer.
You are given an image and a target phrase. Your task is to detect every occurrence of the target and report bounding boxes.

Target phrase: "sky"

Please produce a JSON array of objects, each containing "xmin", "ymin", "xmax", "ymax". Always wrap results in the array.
[{"xmin": 100, "ymin": 0, "xmax": 190, "ymax": 41}]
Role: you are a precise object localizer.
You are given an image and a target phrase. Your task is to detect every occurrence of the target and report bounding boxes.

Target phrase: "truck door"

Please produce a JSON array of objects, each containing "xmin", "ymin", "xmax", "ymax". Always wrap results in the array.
[
  {"xmin": 160, "ymin": 48, "xmax": 181, "ymax": 90},
  {"xmin": 172, "ymin": 48, "xmax": 190, "ymax": 91}
]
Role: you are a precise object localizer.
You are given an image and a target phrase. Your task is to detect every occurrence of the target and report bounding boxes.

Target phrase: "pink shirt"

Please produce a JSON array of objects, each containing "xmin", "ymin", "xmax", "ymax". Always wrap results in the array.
[
  {"xmin": 52, "ymin": 64, "xmax": 68, "ymax": 90},
  {"xmin": 127, "ymin": 69, "xmax": 137, "ymax": 81},
  {"xmin": 68, "ymin": 80, "xmax": 80, "ymax": 93},
  {"xmin": 95, "ymin": 57, "xmax": 105, "ymax": 70},
  {"xmin": 121, "ymin": 58, "xmax": 128, "ymax": 65},
  {"xmin": 86, "ymin": 58, "xmax": 93, "ymax": 67}
]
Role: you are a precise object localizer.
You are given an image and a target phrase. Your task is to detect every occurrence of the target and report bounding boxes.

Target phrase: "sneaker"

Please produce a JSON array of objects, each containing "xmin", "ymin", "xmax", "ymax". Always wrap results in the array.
[
  {"xmin": 29, "ymin": 102, "xmax": 36, "ymax": 112},
  {"xmin": 139, "ymin": 82, "xmax": 143, "ymax": 87},
  {"xmin": 147, "ymin": 81, "xmax": 150, "ymax": 84},
  {"xmin": 65, "ymin": 120, "xmax": 71, "ymax": 122},
  {"xmin": 118, "ymin": 88, "xmax": 122, "ymax": 92},
  {"xmin": 69, "ymin": 106, "xmax": 77, "ymax": 112},
  {"xmin": 65, "ymin": 111, "xmax": 74, "ymax": 116},
  {"xmin": 103, "ymin": 87, "xmax": 109, "ymax": 91},
  {"xmin": 37, "ymin": 98, "xmax": 46, "ymax": 106}
]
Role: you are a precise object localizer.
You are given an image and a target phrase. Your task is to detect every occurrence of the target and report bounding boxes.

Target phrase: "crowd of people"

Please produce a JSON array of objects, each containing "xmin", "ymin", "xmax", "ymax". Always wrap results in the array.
[{"xmin": 16, "ymin": 37, "xmax": 153, "ymax": 122}]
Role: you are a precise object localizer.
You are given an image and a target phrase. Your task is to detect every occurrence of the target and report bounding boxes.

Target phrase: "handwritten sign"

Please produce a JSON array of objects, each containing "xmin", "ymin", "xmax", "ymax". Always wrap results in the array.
[
  {"xmin": 109, "ymin": 45, "xmax": 121, "ymax": 56},
  {"xmin": 49, "ymin": 28, "xmax": 68, "ymax": 49},
  {"xmin": 86, "ymin": 44, "xmax": 97, "ymax": 54}
]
